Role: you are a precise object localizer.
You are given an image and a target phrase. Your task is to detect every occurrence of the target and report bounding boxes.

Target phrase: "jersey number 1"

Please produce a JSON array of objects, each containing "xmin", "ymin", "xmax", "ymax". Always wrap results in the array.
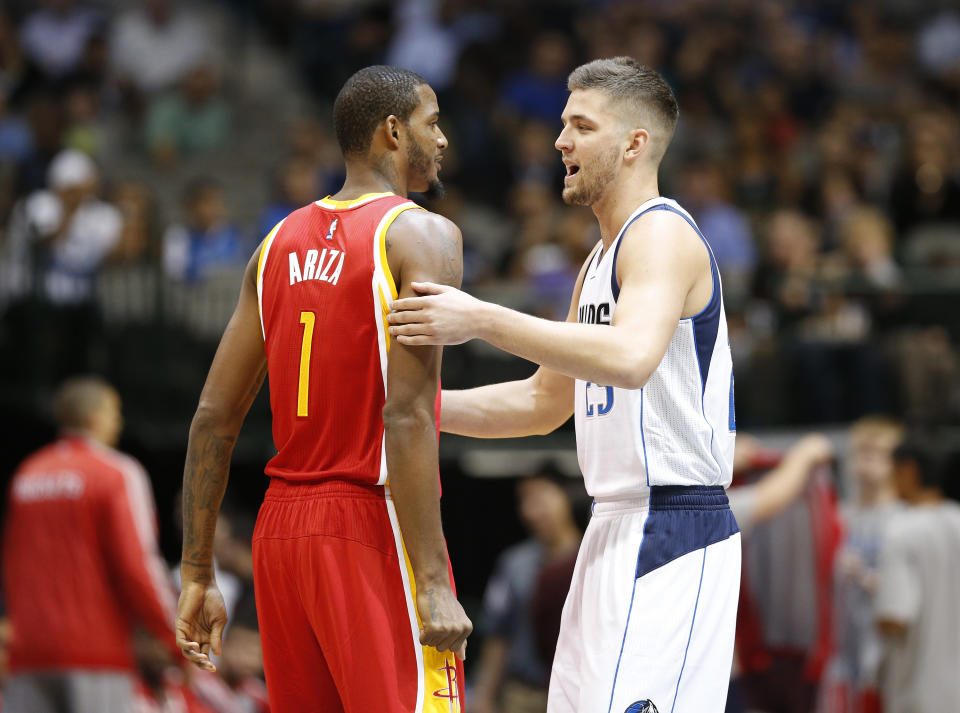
[{"xmin": 298, "ymin": 311, "xmax": 315, "ymax": 417}]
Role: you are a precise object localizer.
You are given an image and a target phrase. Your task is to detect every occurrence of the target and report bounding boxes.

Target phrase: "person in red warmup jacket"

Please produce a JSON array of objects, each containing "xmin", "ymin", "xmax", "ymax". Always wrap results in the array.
[{"xmin": 2, "ymin": 376, "xmax": 178, "ymax": 712}]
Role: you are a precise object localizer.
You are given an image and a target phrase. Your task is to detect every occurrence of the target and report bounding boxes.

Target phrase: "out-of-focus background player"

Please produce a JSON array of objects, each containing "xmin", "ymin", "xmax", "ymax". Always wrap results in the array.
[{"xmin": 1, "ymin": 377, "xmax": 179, "ymax": 713}]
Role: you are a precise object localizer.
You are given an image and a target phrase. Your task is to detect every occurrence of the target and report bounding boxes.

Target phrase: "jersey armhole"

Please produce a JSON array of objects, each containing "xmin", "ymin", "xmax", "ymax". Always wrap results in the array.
[{"xmin": 256, "ymin": 219, "xmax": 285, "ymax": 339}]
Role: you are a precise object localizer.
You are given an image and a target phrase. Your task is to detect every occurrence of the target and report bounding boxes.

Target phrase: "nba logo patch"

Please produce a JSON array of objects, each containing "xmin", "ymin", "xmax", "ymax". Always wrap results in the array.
[{"xmin": 625, "ymin": 701, "xmax": 658, "ymax": 713}]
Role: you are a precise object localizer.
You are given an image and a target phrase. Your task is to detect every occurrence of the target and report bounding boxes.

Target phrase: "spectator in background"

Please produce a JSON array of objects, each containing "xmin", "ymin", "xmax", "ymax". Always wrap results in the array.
[
  {"xmin": 4, "ymin": 148, "xmax": 121, "ymax": 305},
  {"xmin": 111, "ymin": 180, "xmax": 158, "ymax": 265},
  {"xmin": 258, "ymin": 156, "xmax": 319, "ymax": 239},
  {"xmin": 875, "ymin": 438, "xmax": 960, "ymax": 713},
  {"xmin": 499, "ymin": 31, "xmax": 573, "ymax": 124},
  {"xmin": 2, "ymin": 376, "xmax": 180, "ymax": 712},
  {"xmin": 470, "ymin": 469, "xmax": 581, "ymax": 713},
  {"xmin": 110, "ymin": 0, "xmax": 212, "ymax": 111},
  {"xmin": 19, "ymin": 0, "xmax": 104, "ymax": 81},
  {"xmin": 680, "ymin": 158, "xmax": 756, "ymax": 282},
  {"xmin": 144, "ymin": 64, "xmax": 230, "ymax": 167},
  {"xmin": 163, "ymin": 179, "xmax": 244, "ymax": 283},
  {"xmin": 837, "ymin": 207, "xmax": 901, "ymax": 292},
  {"xmin": 822, "ymin": 416, "xmax": 904, "ymax": 713}
]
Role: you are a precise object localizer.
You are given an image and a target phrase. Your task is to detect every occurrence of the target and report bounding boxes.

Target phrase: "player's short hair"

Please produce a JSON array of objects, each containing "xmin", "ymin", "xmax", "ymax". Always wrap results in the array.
[
  {"xmin": 850, "ymin": 414, "xmax": 904, "ymax": 446},
  {"xmin": 333, "ymin": 65, "xmax": 428, "ymax": 158},
  {"xmin": 53, "ymin": 376, "xmax": 114, "ymax": 430},
  {"xmin": 567, "ymin": 57, "xmax": 679, "ymax": 161}
]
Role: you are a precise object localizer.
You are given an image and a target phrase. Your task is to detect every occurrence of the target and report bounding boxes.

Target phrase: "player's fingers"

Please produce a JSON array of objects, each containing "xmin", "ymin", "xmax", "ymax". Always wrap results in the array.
[
  {"xmin": 395, "ymin": 335, "xmax": 435, "ymax": 346},
  {"xmin": 211, "ymin": 622, "xmax": 224, "ymax": 657},
  {"xmin": 410, "ymin": 281, "xmax": 448, "ymax": 295},
  {"xmin": 455, "ymin": 640, "xmax": 467, "ymax": 662},
  {"xmin": 389, "ymin": 325, "xmax": 432, "ymax": 338},
  {"xmin": 386, "ymin": 309, "xmax": 422, "ymax": 325},
  {"xmin": 390, "ymin": 297, "xmax": 426, "ymax": 312}
]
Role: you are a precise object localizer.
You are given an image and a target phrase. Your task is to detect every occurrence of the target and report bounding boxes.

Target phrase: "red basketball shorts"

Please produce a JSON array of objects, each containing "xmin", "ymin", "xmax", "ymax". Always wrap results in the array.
[{"xmin": 252, "ymin": 478, "xmax": 465, "ymax": 713}]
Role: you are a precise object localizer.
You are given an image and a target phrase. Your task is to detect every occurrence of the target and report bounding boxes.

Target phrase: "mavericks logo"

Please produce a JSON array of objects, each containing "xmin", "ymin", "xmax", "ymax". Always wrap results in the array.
[{"xmin": 625, "ymin": 701, "xmax": 659, "ymax": 713}]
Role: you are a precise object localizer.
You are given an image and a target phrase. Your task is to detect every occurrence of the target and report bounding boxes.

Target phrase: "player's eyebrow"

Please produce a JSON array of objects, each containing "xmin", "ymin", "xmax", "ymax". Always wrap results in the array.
[
  {"xmin": 427, "ymin": 111, "xmax": 440, "ymax": 121},
  {"xmin": 562, "ymin": 113, "xmax": 597, "ymax": 126}
]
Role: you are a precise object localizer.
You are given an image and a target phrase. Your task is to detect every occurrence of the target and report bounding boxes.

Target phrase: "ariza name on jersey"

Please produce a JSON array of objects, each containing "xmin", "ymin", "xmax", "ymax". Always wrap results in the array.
[
  {"xmin": 579, "ymin": 301, "xmax": 611, "ymax": 325},
  {"xmin": 288, "ymin": 248, "xmax": 346, "ymax": 286}
]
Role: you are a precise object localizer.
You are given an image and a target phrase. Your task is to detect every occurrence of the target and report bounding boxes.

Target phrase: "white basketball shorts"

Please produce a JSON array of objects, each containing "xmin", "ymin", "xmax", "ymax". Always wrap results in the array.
[{"xmin": 548, "ymin": 485, "xmax": 741, "ymax": 713}]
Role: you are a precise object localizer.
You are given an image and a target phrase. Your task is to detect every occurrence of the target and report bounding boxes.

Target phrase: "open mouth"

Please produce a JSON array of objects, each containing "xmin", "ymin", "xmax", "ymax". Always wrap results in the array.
[{"xmin": 564, "ymin": 163, "xmax": 580, "ymax": 182}]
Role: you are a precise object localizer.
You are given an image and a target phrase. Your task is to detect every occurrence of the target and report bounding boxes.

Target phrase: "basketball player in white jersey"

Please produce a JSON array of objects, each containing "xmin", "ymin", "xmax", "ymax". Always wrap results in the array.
[{"xmin": 389, "ymin": 57, "xmax": 739, "ymax": 713}]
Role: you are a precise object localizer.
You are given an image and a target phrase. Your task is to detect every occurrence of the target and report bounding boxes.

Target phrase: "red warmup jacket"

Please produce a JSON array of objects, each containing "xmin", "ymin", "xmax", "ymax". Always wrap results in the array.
[{"xmin": 2, "ymin": 436, "xmax": 178, "ymax": 672}]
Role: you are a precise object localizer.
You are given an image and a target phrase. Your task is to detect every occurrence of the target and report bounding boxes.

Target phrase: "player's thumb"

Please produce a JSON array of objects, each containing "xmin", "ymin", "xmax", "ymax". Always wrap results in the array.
[{"xmin": 455, "ymin": 640, "xmax": 467, "ymax": 661}]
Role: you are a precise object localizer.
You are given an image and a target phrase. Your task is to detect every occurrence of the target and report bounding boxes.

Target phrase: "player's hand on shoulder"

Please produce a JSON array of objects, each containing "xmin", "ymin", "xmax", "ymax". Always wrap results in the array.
[
  {"xmin": 388, "ymin": 282, "xmax": 482, "ymax": 345},
  {"xmin": 175, "ymin": 577, "xmax": 227, "ymax": 672},
  {"xmin": 416, "ymin": 584, "xmax": 473, "ymax": 660}
]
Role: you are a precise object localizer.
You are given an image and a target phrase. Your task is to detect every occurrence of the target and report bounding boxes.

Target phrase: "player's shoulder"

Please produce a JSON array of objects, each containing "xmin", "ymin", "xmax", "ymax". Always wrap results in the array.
[
  {"xmin": 390, "ymin": 206, "xmax": 461, "ymax": 242},
  {"xmin": 618, "ymin": 199, "xmax": 710, "ymax": 271}
]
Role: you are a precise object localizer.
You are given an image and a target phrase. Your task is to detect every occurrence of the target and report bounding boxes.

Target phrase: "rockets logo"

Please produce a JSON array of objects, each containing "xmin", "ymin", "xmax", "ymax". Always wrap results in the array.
[{"xmin": 433, "ymin": 659, "xmax": 460, "ymax": 712}]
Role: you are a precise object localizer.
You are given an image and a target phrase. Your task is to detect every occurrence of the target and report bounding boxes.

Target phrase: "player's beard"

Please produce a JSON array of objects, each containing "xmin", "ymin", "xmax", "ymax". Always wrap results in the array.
[
  {"xmin": 407, "ymin": 138, "xmax": 444, "ymax": 200},
  {"xmin": 562, "ymin": 144, "xmax": 621, "ymax": 207}
]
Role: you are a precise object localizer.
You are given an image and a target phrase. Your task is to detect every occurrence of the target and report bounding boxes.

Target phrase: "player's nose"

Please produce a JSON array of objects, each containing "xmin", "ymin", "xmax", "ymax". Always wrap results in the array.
[
  {"xmin": 555, "ymin": 128, "xmax": 572, "ymax": 152},
  {"xmin": 437, "ymin": 129, "xmax": 448, "ymax": 150}
]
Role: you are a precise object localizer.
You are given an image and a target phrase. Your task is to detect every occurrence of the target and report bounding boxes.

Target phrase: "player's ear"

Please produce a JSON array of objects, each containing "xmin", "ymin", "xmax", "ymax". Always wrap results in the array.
[
  {"xmin": 624, "ymin": 127, "xmax": 649, "ymax": 162},
  {"xmin": 384, "ymin": 115, "xmax": 402, "ymax": 150}
]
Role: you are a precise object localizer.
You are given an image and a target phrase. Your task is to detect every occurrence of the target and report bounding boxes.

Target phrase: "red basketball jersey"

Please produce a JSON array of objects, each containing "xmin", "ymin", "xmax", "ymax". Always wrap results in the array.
[{"xmin": 257, "ymin": 192, "xmax": 425, "ymax": 483}]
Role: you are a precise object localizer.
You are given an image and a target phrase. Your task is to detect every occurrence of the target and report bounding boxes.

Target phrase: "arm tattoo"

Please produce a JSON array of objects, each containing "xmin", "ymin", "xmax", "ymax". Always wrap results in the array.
[
  {"xmin": 438, "ymin": 230, "xmax": 462, "ymax": 286},
  {"xmin": 182, "ymin": 430, "xmax": 236, "ymax": 569},
  {"xmin": 425, "ymin": 588, "xmax": 440, "ymax": 622}
]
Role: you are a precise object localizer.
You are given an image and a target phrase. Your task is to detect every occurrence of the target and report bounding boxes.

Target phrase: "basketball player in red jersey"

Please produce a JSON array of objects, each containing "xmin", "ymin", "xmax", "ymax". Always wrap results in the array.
[{"xmin": 174, "ymin": 66, "xmax": 471, "ymax": 713}]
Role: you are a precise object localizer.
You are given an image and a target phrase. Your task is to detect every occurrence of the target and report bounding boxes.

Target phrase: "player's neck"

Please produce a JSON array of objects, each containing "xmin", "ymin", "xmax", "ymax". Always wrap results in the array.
[
  {"xmin": 592, "ymin": 171, "xmax": 659, "ymax": 250},
  {"xmin": 335, "ymin": 163, "xmax": 406, "ymax": 200}
]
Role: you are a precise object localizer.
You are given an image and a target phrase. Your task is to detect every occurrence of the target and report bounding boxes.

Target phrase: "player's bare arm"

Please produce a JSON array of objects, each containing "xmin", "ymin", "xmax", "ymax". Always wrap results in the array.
[
  {"xmin": 437, "ymin": 243, "xmax": 599, "ymax": 438},
  {"xmin": 390, "ymin": 210, "xmax": 710, "ymax": 389},
  {"xmin": 177, "ymin": 248, "xmax": 266, "ymax": 671},
  {"xmin": 383, "ymin": 209, "xmax": 472, "ymax": 658}
]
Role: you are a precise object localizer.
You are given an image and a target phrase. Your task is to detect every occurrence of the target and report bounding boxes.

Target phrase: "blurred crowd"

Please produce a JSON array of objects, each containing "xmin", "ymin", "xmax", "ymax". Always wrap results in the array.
[
  {"xmin": 0, "ymin": 0, "xmax": 959, "ymax": 426},
  {"xmin": 1, "ymin": 1, "xmax": 960, "ymax": 711}
]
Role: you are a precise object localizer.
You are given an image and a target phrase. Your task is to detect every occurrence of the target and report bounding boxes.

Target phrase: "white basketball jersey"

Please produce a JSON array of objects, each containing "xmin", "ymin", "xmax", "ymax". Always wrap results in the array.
[{"xmin": 574, "ymin": 197, "xmax": 736, "ymax": 499}]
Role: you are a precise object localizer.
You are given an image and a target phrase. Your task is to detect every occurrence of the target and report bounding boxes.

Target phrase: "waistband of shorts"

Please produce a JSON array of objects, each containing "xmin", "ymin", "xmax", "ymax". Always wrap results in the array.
[
  {"xmin": 264, "ymin": 477, "xmax": 385, "ymax": 501},
  {"xmin": 592, "ymin": 485, "xmax": 729, "ymax": 515}
]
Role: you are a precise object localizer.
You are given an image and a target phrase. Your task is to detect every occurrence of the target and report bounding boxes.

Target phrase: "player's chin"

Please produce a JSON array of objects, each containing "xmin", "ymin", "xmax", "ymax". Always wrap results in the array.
[
  {"xmin": 561, "ymin": 186, "xmax": 589, "ymax": 206},
  {"xmin": 422, "ymin": 178, "xmax": 445, "ymax": 201}
]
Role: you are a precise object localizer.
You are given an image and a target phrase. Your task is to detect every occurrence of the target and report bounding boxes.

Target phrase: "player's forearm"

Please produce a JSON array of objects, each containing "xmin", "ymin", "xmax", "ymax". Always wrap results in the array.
[
  {"xmin": 475, "ymin": 303, "xmax": 652, "ymax": 389},
  {"xmin": 180, "ymin": 408, "xmax": 237, "ymax": 583},
  {"xmin": 384, "ymin": 408, "xmax": 451, "ymax": 588},
  {"xmin": 441, "ymin": 379, "xmax": 568, "ymax": 438}
]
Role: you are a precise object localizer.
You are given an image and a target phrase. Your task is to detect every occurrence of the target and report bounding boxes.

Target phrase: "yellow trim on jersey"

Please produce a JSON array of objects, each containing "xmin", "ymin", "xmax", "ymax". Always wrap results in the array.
[
  {"xmin": 316, "ymin": 192, "xmax": 394, "ymax": 209},
  {"xmin": 378, "ymin": 203, "xmax": 423, "ymax": 300},
  {"xmin": 398, "ymin": 535, "xmax": 463, "ymax": 712}
]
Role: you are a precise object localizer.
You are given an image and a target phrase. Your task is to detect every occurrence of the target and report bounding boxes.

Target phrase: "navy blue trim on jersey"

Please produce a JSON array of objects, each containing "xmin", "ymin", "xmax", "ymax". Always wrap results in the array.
[
  {"xmin": 608, "ymin": 201, "xmax": 723, "ymax": 392},
  {"xmin": 635, "ymin": 486, "xmax": 738, "ymax": 579}
]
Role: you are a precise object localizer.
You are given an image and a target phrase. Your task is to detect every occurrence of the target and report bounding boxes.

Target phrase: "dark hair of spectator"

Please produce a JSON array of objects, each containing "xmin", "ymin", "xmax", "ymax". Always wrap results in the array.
[
  {"xmin": 53, "ymin": 376, "xmax": 114, "ymax": 431},
  {"xmin": 567, "ymin": 57, "xmax": 679, "ymax": 156},
  {"xmin": 182, "ymin": 177, "xmax": 221, "ymax": 207},
  {"xmin": 894, "ymin": 437, "xmax": 943, "ymax": 490},
  {"xmin": 333, "ymin": 65, "xmax": 428, "ymax": 159}
]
